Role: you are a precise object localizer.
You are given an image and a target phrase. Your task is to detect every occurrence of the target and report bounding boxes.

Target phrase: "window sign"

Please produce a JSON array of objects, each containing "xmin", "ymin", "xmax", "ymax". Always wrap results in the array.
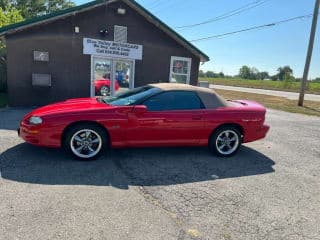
[
  {"xmin": 83, "ymin": 38, "xmax": 142, "ymax": 60},
  {"xmin": 169, "ymin": 56, "xmax": 191, "ymax": 84},
  {"xmin": 34, "ymin": 51, "xmax": 49, "ymax": 62}
]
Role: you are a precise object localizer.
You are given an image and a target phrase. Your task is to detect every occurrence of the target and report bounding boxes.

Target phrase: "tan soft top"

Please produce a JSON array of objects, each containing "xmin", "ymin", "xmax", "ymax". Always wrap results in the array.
[{"xmin": 148, "ymin": 83, "xmax": 230, "ymax": 109}]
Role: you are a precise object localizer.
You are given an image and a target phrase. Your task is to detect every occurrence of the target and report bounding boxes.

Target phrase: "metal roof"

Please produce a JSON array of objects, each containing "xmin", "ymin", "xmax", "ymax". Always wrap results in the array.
[{"xmin": 0, "ymin": 0, "xmax": 209, "ymax": 62}]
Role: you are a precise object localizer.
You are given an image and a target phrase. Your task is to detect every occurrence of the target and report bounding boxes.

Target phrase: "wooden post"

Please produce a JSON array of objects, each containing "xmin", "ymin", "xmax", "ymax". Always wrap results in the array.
[{"xmin": 298, "ymin": 0, "xmax": 320, "ymax": 106}]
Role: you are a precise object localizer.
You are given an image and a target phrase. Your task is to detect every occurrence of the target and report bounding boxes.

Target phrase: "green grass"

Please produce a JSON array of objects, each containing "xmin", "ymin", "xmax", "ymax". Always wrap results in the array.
[
  {"xmin": 200, "ymin": 77, "xmax": 320, "ymax": 94},
  {"xmin": 0, "ymin": 92, "xmax": 8, "ymax": 108},
  {"xmin": 216, "ymin": 89, "xmax": 320, "ymax": 117}
]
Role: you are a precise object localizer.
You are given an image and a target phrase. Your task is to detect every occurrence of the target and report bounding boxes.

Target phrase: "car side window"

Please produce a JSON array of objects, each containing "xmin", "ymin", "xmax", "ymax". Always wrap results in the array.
[{"xmin": 143, "ymin": 91, "xmax": 204, "ymax": 111}]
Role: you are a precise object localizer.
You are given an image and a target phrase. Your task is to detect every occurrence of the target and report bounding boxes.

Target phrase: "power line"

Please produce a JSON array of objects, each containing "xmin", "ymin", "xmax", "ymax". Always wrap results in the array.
[
  {"xmin": 152, "ymin": 0, "xmax": 186, "ymax": 14},
  {"xmin": 176, "ymin": 0, "xmax": 269, "ymax": 29},
  {"xmin": 189, "ymin": 14, "xmax": 313, "ymax": 42},
  {"xmin": 177, "ymin": 0, "xmax": 267, "ymax": 29},
  {"xmin": 147, "ymin": 1, "xmax": 159, "ymax": 9},
  {"xmin": 148, "ymin": 0, "xmax": 166, "ymax": 11}
]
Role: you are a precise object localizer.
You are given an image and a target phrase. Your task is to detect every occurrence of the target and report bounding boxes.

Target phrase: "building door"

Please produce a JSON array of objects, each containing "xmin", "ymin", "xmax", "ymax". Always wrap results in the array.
[{"xmin": 91, "ymin": 56, "xmax": 134, "ymax": 97}]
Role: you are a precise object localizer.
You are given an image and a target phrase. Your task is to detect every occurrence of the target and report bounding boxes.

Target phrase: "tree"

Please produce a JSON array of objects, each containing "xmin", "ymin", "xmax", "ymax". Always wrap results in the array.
[
  {"xmin": 250, "ymin": 67, "xmax": 259, "ymax": 79},
  {"xmin": 282, "ymin": 72, "xmax": 294, "ymax": 88},
  {"xmin": 0, "ymin": 4, "xmax": 24, "ymax": 91},
  {"xmin": 0, "ymin": 4, "xmax": 24, "ymax": 27},
  {"xmin": 218, "ymin": 72, "xmax": 224, "ymax": 78},
  {"xmin": 239, "ymin": 65, "xmax": 251, "ymax": 79},
  {"xmin": 0, "ymin": 0, "xmax": 46, "ymax": 18},
  {"xmin": 277, "ymin": 66, "xmax": 293, "ymax": 81},
  {"xmin": 198, "ymin": 70, "xmax": 205, "ymax": 78},
  {"xmin": 0, "ymin": 0, "xmax": 75, "ymax": 19},
  {"xmin": 0, "ymin": 5, "xmax": 23, "ymax": 55},
  {"xmin": 205, "ymin": 71, "xmax": 216, "ymax": 78},
  {"xmin": 0, "ymin": 1, "xmax": 9, "ymax": 10},
  {"xmin": 257, "ymin": 71, "xmax": 269, "ymax": 80},
  {"xmin": 47, "ymin": 0, "xmax": 75, "ymax": 13},
  {"xmin": 271, "ymin": 75, "xmax": 278, "ymax": 81}
]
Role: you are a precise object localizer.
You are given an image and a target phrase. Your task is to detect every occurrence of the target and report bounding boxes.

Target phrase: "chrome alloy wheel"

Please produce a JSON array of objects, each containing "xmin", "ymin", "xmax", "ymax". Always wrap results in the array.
[
  {"xmin": 70, "ymin": 129, "xmax": 102, "ymax": 159},
  {"xmin": 215, "ymin": 130, "xmax": 239, "ymax": 155}
]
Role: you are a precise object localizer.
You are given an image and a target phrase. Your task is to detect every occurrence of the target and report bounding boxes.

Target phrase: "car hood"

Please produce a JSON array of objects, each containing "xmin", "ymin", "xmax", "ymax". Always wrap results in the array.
[{"xmin": 29, "ymin": 98, "xmax": 112, "ymax": 117}]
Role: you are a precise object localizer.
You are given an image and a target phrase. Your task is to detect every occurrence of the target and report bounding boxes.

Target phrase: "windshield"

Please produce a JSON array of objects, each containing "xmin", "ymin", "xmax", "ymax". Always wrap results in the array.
[{"xmin": 102, "ymin": 86, "xmax": 161, "ymax": 106}]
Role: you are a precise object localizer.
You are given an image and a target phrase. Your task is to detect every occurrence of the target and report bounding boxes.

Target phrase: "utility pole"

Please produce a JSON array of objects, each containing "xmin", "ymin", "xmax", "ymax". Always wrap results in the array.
[{"xmin": 298, "ymin": 0, "xmax": 320, "ymax": 106}]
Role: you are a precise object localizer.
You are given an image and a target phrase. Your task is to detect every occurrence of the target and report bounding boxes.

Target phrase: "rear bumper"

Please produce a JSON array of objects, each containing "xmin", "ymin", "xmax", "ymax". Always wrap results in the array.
[{"xmin": 243, "ymin": 124, "xmax": 270, "ymax": 143}]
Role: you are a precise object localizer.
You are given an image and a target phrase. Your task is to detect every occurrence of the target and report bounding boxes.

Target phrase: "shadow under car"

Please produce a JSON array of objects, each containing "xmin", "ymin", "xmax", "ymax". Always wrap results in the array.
[{"xmin": 0, "ymin": 144, "xmax": 275, "ymax": 189}]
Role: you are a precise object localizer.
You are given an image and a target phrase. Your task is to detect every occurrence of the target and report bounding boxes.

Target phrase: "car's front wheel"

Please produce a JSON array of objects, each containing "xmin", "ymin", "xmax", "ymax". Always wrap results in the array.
[
  {"xmin": 63, "ymin": 124, "xmax": 107, "ymax": 160},
  {"xmin": 209, "ymin": 126, "xmax": 241, "ymax": 157}
]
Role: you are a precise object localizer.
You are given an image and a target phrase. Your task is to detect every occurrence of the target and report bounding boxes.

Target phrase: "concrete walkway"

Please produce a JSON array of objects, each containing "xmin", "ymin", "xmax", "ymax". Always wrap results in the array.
[{"xmin": 210, "ymin": 84, "xmax": 320, "ymax": 102}]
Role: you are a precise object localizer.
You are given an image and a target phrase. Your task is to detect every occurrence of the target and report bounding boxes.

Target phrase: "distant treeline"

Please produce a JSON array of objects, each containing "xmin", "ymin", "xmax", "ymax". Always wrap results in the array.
[{"xmin": 200, "ymin": 65, "xmax": 320, "ymax": 82}]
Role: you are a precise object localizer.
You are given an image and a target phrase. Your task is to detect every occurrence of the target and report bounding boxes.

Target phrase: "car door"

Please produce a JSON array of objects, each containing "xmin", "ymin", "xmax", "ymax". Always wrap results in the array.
[{"xmin": 126, "ymin": 91, "xmax": 206, "ymax": 147}]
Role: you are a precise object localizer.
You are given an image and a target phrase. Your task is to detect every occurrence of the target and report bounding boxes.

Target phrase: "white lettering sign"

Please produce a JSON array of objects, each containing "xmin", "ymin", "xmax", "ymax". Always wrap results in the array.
[{"xmin": 83, "ymin": 38, "xmax": 143, "ymax": 60}]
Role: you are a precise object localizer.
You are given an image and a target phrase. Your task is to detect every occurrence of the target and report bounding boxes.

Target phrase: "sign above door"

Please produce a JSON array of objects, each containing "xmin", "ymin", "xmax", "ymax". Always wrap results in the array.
[{"xmin": 83, "ymin": 38, "xmax": 143, "ymax": 60}]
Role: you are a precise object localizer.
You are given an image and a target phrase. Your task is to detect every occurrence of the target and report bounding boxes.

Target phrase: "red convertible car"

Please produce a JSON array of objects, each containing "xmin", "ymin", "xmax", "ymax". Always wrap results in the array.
[
  {"xmin": 95, "ymin": 79, "xmax": 120, "ymax": 96},
  {"xmin": 19, "ymin": 83, "xmax": 269, "ymax": 160}
]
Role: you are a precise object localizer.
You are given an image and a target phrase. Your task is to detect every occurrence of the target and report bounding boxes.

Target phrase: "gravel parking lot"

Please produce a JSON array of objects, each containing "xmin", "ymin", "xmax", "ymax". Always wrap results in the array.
[{"xmin": 0, "ymin": 108, "xmax": 319, "ymax": 240}]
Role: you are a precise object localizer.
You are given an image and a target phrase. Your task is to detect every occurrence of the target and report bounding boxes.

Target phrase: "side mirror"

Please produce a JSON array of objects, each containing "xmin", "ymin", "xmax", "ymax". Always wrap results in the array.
[{"xmin": 133, "ymin": 105, "xmax": 147, "ymax": 114}]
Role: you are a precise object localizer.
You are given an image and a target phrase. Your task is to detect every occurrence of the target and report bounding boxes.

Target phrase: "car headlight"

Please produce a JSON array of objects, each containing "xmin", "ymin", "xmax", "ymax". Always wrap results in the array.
[{"xmin": 29, "ymin": 116, "xmax": 43, "ymax": 125}]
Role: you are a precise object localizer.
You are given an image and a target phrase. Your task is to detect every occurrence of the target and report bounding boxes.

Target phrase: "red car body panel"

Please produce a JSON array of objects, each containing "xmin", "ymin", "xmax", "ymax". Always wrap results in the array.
[
  {"xmin": 94, "ymin": 79, "xmax": 120, "ymax": 94},
  {"xmin": 19, "ymin": 97, "xmax": 269, "ymax": 149}
]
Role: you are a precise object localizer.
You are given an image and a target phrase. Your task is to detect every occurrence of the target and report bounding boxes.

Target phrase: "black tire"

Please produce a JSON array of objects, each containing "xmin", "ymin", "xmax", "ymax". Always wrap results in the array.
[
  {"xmin": 63, "ymin": 123, "xmax": 108, "ymax": 160},
  {"xmin": 99, "ymin": 85, "xmax": 110, "ymax": 96},
  {"xmin": 209, "ymin": 126, "xmax": 242, "ymax": 157}
]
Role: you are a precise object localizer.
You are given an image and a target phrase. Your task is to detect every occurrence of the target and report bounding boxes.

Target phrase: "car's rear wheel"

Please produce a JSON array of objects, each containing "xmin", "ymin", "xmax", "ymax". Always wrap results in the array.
[
  {"xmin": 99, "ymin": 85, "xmax": 110, "ymax": 96},
  {"xmin": 209, "ymin": 126, "xmax": 241, "ymax": 157},
  {"xmin": 63, "ymin": 124, "xmax": 107, "ymax": 160}
]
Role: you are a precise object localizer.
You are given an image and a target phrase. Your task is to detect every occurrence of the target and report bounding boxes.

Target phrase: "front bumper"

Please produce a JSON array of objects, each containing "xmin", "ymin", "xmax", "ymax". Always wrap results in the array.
[
  {"xmin": 18, "ymin": 121, "xmax": 62, "ymax": 148},
  {"xmin": 18, "ymin": 125, "xmax": 41, "ymax": 145}
]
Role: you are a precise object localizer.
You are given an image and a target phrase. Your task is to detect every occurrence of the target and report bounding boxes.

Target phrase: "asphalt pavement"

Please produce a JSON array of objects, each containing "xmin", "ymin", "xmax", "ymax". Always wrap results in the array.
[
  {"xmin": 211, "ymin": 84, "xmax": 320, "ymax": 102},
  {"xmin": 0, "ymin": 108, "xmax": 319, "ymax": 240}
]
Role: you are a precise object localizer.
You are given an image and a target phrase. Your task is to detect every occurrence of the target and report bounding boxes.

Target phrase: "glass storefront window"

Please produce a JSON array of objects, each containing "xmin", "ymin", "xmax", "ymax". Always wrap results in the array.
[
  {"xmin": 93, "ymin": 58, "xmax": 112, "ymax": 96},
  {"xmin": 91, "ymin": 57, "xmax": 134, "ymax": 97}
]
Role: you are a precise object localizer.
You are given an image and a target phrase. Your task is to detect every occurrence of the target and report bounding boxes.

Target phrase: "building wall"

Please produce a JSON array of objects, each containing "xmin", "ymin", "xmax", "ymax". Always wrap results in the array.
[{"xmin": 6, "ymin": 1, "xmax": 200, "ymax": 106}]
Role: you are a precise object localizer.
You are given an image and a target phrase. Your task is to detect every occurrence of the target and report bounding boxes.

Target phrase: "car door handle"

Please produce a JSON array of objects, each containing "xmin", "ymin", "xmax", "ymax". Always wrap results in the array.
[{"xmin": 192, "ymin": 116, "xmax": 202, "ymax": 120}]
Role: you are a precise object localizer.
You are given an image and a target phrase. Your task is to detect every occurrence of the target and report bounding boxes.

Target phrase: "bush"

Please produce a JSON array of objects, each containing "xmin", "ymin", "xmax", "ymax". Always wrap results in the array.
[{"xmin": 282, "ymin": 73, "xmax": 294, "ymax": 89}]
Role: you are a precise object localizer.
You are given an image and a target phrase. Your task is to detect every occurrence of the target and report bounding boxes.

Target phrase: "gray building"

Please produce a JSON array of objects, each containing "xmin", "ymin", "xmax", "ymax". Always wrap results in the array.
[{"xmin": 0, "ymin": 0, "xmax": 209, "ymax": 106}]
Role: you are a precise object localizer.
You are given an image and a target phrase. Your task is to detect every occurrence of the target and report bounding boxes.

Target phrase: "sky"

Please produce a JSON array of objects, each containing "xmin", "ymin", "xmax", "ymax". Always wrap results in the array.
[{"xmin": 75, "ymin": 0, "xmax": 320, "ymax": 79}]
